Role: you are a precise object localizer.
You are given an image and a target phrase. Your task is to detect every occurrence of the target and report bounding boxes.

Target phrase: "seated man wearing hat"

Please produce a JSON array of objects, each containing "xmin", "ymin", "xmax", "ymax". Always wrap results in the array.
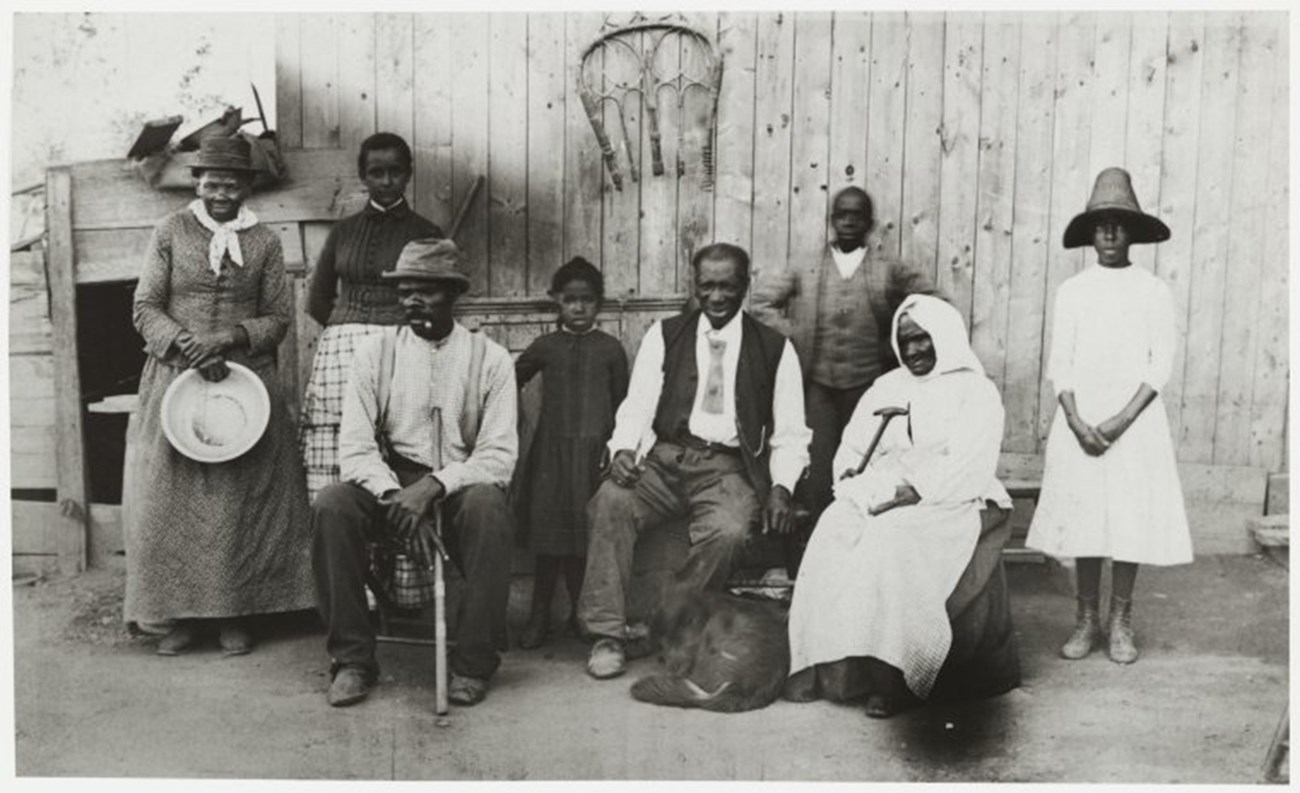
[{"xmin": 312, "ymin": 238, "xmax": 518, "ymax": 708}]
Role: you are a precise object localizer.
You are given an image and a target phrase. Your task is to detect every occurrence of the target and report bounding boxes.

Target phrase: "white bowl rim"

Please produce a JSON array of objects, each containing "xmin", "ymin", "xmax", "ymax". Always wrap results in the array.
[{"xmin": 159, "ymin": 361, "xmax": 271, "ymax": 464}]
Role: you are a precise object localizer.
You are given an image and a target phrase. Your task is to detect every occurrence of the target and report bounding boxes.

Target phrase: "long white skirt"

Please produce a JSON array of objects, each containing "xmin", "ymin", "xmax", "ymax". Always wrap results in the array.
[
  {"xmin": 788, "ymin": 498, "xmax": 981, "ymax": 699},
  {"xmin": 1027, "ymin": 388, "xmax": 1193, "ymax": 566}
]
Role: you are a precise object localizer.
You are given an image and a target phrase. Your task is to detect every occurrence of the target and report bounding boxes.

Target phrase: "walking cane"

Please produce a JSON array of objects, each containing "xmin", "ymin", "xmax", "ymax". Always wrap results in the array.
[
  {"xmin": 430, "ymin": 407, "xmax": 449, "ymax": 716},
  {"xmin": 841, "ymin": 405, "xmax": 910, "ymax": 481}
]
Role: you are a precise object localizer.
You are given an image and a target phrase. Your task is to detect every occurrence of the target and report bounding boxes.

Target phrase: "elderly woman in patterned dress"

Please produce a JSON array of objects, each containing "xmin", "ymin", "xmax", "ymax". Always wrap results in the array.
[
  {"xmin": 298, "ymin": 132, "xmax": 443, "ymax": 503},
  {"xmin": 127, "ymin": 136, "xmax": 315, "ymax": 656}
]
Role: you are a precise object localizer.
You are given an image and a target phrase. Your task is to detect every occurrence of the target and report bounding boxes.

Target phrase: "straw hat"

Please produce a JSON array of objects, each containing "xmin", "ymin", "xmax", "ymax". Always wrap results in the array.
[
  {"xmin": 1062, "ymin": 167, "xmax": 1170, "ymax": 249},
  {"xmin": 382, "ymin": 238, "xmax": 471, "ymax": 288},
  {"xmin": 160, "ymin": 362, "xmax": 270, "ymax": 464},
  {"xmin": 189, "ymin": 136, "xmax": 259, "ymax": 176}
]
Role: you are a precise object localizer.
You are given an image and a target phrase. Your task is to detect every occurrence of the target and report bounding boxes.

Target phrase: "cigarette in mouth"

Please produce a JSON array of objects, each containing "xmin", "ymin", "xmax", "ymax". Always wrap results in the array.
[{"xmin": 419, "ymin": 320, "xmax": 433, "ymax": 331}]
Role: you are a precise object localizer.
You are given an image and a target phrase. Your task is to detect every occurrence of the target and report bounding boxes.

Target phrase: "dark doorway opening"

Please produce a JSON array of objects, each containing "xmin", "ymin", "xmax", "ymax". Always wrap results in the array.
[{"xmin": 77, "ymin": 281, "xmax": 145, "ymax": 504}]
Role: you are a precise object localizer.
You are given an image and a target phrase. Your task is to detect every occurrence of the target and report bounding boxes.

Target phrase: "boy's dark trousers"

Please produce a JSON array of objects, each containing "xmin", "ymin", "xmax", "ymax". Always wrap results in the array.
[
  {"xmin": 311, "ymin": 459, "xmax": 513, "ymax": 683},
  {"xmin": 799, "ymin": 380, "xmax": 871, "ymax": 517}
]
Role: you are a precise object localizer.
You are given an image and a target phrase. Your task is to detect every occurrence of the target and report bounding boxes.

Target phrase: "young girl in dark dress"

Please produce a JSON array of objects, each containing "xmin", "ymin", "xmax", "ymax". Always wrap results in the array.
[{"xmin": 514, "ymin": 258, "xmax": 630, "ymax": 649}]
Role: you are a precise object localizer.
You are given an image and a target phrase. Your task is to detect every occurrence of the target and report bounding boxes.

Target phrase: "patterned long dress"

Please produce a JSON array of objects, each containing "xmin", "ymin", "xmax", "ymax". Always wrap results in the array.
[{"xmin": 126, "ymin": 209, "xmax": 315, "ymax": 624}]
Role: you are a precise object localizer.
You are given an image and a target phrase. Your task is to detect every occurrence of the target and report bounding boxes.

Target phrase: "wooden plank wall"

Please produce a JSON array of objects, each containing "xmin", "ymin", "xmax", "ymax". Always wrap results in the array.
[{"xmin": 270, "ymin": 10, "xmax": 1288, "ymax": 470}]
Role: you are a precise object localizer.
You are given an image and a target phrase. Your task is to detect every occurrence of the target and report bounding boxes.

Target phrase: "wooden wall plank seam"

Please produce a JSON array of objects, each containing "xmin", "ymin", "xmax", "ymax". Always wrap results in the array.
[
  {"xmin": 673, "ymin": 10, "xmax": 719, "ymax": 293},
  {"xmin": 711, "ymin": 12, "xmax": 758, "ymax": 255},
  {"xmin": 526, "ymin": 12, "xmax": 568, "ymax": 295},
  {"xmin": 1154, "ymin": 11, "xmax": 1205, "ymax": 448},
  {"xmin": 866, "ymin": 12, "xmax": 909, "ymax": 261},
  {"xmin": 413, "ymin": 13, "xmax": 453, "ymax": 228},
  {"xmin": 563, "ymin": 13, "xmax": 606, "ymax": 271},
  {"xmin": 786, "ymin": 13, "xmax": 834, "ymax": 292},
  {"xmin": 488, "ymin": 13, "xmax": 530, "ymax": 297},
  {"xmin": 449, "ymin": 14, "xmax": 492, "ymax": 294},
  {"xmin": 899, "ymin": 12, "xmax": 946, "ymax": 282},
  {"xmin": 1002, "ymin": 13, "xmax": 1057, "ymax": 454},
  {"xmin": 1213, "ymin": 14, "xmax": 1279, "ymax": 466},
  {"xmin": 1247, "ymin": 11, "xmax": 1290, "ymax": 471},
  {"xmin": 1178, "ymin": 13, "xmax": 1242, "ymax": 463},
  {"xmin": 749, "ymin": 12, "xmax": 797, "ymax": 290},
  {"xmin": 935, "ymin": 12, "xmax": 985, "ymax": 327}
]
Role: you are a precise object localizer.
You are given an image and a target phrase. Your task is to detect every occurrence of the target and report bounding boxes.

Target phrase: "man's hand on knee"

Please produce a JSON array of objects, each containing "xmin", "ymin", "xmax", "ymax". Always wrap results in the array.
[
  {"xmin": 762, "ymin": 485, "xmax": 794, "ymax": 535},
  {"xmin": 608, "ymin": 449, "xmax": 643, "ymax": 489},
  {"xmin": 379, "ymin": 476, "xmax": 445, "ymax": 539}
]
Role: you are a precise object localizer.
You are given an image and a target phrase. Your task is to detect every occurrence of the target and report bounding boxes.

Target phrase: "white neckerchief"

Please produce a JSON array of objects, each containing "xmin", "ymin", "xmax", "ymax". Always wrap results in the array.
[{"xmin": 189, "ymin": 199, "xmax": 259, "ymax": 276}]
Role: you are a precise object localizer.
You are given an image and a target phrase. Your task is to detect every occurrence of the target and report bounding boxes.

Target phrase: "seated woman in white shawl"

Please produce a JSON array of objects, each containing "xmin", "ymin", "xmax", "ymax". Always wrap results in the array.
[{"xmin": 784, "ymin": 294, "xmax": 1015, "ymax": 718}]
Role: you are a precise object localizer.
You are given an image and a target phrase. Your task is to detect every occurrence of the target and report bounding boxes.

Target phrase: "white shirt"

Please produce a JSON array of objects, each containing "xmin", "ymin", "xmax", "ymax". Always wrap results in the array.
[
  {"xmin": 607, "ymin": 310, "xmax": 812, "ymax": 492},
  {"xmin": 830, "ymin": 244, "xmax": 867, "ymax": 279},
  {"xmin": 338, "ymin": 323, "xmax": 518, "ymax": 498}
]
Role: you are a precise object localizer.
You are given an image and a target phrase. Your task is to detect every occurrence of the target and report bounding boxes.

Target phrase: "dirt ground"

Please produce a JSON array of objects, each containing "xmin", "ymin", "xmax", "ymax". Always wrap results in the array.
[{"xmin": 11, "ymin": 554, "xmax": 1289, "ymax": 783}]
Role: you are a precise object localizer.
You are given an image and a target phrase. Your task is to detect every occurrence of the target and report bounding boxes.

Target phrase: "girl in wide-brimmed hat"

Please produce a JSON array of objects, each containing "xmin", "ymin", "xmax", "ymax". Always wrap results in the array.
[{"xmin": 1026, "ymin": 167, "xmax": 1193, "ymax": 665}]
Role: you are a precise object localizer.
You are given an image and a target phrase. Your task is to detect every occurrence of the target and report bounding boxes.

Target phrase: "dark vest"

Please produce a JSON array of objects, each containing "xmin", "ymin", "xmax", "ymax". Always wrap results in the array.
[
  {"xmin": 808, "ymin": 249, "xmax": 883, "ymax": 389},
  {"xmin": 652, "ymin": 310, "xmax": 788, "ymax": 494}
]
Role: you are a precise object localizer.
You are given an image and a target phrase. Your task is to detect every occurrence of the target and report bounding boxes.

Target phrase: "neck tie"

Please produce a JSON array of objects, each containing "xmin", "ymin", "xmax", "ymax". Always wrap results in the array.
[{"xmin": 702, "ymin": 334, "xmax": 726, "ymax": 414}]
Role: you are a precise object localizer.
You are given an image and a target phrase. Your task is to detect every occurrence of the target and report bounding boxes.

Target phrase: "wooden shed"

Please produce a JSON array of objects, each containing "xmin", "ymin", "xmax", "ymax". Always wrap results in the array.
[{"xmin": 10, "ymin": 10, "xmax": 1289, "ymax": 574}]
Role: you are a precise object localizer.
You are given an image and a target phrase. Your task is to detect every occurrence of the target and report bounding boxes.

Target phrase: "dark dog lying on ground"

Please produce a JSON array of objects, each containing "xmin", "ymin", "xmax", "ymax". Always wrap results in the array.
[{"xmin": 630, "ymin": 585, "xmax": 789, "ymax": 713}]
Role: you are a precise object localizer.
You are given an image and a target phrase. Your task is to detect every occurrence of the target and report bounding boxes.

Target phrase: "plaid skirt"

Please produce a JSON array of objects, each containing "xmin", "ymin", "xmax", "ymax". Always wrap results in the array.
[{"xmin": 298, "ymin": 323, "xmax": 390, "ymax": 503}]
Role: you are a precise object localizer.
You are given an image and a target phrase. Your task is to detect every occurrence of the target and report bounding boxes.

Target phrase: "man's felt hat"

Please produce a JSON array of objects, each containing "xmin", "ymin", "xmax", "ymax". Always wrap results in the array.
[
  {"xmin": 383, "ymin": 238, "xmax": 471, "ymax": 287},
  {"xmin": 1062, "ymin": 167, "xmax": 1171, "ymax": 249},
  {"xmin": 190, "ymin": 135, "xmax": 259, "ymax": 176}
]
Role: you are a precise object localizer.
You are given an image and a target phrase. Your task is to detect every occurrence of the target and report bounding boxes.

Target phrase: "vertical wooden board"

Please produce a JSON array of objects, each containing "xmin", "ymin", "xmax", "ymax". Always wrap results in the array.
[
  {"xmin": 600, "ymin": 21, "xmax": 643, "ymax": 299},
  {"xmin": 899, "ymin": 12, "xmax": 945, "ymax": 282},
  {"xmin": 712, "ymin": 12, "xmax": 758, "ymax": 253},
  {"xmin": 1178, "ymin": 14, "xmax": 1242, "ymax": 463},
  {"xmin": 827, "ymin": 12, "xmax": 870, "ymax": 194},
  {"xmin": 675, "ymin": 11, "xmax": 720, "ymax": 292},
  {"xmin": 294, "ymin": 278, "xmax": 321, "ymax": 413},
  {"xmin": 786, "ymin": 13, "xmax": 834, "ymax": 285},
  {"xmin": 487, "ymin": 14, "xmax": 530, "ymax": 297},
  {"xmin": 1123, "ymin": 12, "xmax": 1170, "ymax": 273},
  {"xmin": 1153, "ymin": 12, "xmax": 1205, "ymax": 447},
  {"xmin": 375, "ymin": 14, "xmax": 416, "ymax": 200},
  {"xmin": 935, "ymin": 12, "xmax": 984, "ymax": 325},
  {"xmin": 1037, "ymin": 11, "xmax": 1096, "ymax": 447},
  {"xmin": 564, "ymin": 13, "xmax": 606, "ymax": 271},
  {"xmin": 865, "ymin": 12, "xmax": 908, "ymax": 260},
  {"xmin": 1086, "ymin": 15, "xmax": 1133, "ymax": 187},
  {"xmin": 749, "ymin": 12, "xmax": 796, "ymax": 286},
  {"xmin": 969, "ymin": 14, "xmax": 1020, "ymax": 389},
  {"xmin": 1002, "ymin": 13, "xmax": 1057, "ymax": 453},
  {"xmin": 336, "ymin": 13, "xmax": 377, "ymax": 152},
  {"xmin": 46, "ymin": 167, "xmax": 88, "ymax": 574},
  {"xmin": 638, "ymin": 26, "xmax": 681, "ymax": 295},
  {"xmin": 1213, "ymin": 16, "xmax": 1278, "ymax": 466},
  {"xmin": 450, "ymin": 14, "xmax": 491, "ymax": 294},
  {"xmin": 413, "ymin": 14, "xmax": 454, "ymax": 227},
  {"xmin": 278, "ymin": 273, "xmax": 303, "ymax": 422},
  {"xmin": 526, "ymin": 12, "xmax": 568, "ymax": 296},
  {"xmin": 1248, "ymin": 13, "xmax": 1289, "ymax": 471},
  {"xmin": 274, "ymin": 15, "xmax": 304, "ymax": 149},
  {"xmin": 299, "ymin": 16, "xmax": 340, "ymax": 149}
]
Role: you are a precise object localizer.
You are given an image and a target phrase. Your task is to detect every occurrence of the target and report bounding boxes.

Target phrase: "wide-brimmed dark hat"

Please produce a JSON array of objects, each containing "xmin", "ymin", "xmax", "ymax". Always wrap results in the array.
[
  {"xmin": 1063, "ymin": 167, "xmax": 1170, "ymax": 248},
  {"xmin": 190, "ymin": 135, "xmax": 259, "ymax": 176},
  {"xmin": 382, "ymin": 238, "xmax": 470, "ymax": 287}
]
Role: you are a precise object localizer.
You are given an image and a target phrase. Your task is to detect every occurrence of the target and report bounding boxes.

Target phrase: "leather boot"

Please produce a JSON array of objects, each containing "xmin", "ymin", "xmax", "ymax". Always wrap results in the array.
[
  {"xmin": 1059, "ymin": 597, "xmax": 1102, "ymax": 660},
  {"xmin": 1107, "ymin": 596, "xmax": 1139, "ymax": 664}
]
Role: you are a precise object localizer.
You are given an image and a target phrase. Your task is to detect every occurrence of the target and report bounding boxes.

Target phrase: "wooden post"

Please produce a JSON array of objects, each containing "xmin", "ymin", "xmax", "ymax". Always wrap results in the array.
[{"xmin": 45, "ymin": 166, "xmax": 89, "ymax": 575}]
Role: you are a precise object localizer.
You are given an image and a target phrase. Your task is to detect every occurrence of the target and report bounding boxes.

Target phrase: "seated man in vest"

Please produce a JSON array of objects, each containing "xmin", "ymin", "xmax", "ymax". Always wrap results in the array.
[
  {"xmin": 312, "ymin": 239, "xmax": 517, "ymax": 708},
  {"xmin": 751, "ymin": 186, "xmax": 939, "ymax": 520},
  {"xmin": 580, "ymin": 242, "xmax": 812, "ymax": 679}
]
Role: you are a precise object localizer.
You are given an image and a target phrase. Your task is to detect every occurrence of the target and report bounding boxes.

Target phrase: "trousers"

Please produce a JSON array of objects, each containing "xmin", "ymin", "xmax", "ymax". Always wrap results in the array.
[
  {"xmin": 578, "ymin": 440, "xmax": 761, "ymax": 639},
  {"xmin": 799, "ymin": 380, "xmax": 871, "ymax": 516},
  {"xmin": 311, "ymin": 480, "xmax": 513, "ymax": 681}
]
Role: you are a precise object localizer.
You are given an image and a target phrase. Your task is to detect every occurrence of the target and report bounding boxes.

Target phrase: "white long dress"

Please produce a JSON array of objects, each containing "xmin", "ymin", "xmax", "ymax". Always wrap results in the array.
[
  {"xmin": 1025, "ymin": 264, "xmax": 1193, "ymax": 565},
  {"xmin": 788, "ymin": 296, "xmax": 1012, "ymax": 699}
]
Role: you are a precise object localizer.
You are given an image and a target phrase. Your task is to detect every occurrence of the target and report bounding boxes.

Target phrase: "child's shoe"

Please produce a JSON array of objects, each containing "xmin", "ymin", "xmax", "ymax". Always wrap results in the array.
[
  {"xmin": 1060, "ymin": 596, "xmax": 1103, "ymax": 659},
  {"xmin": 1106, "ymin": 596, "xmax": 1138, "ymax": 664}
]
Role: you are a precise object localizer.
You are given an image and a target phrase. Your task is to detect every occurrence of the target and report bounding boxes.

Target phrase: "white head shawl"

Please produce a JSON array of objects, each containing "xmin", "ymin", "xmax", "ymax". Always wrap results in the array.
[
  {"xmin": 889, "ymin": 293, "xmax": 986, "ymax": 380},
  {"xmin": 188, "ymin": 199, "xmax": 259, "ymax": 276}
]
